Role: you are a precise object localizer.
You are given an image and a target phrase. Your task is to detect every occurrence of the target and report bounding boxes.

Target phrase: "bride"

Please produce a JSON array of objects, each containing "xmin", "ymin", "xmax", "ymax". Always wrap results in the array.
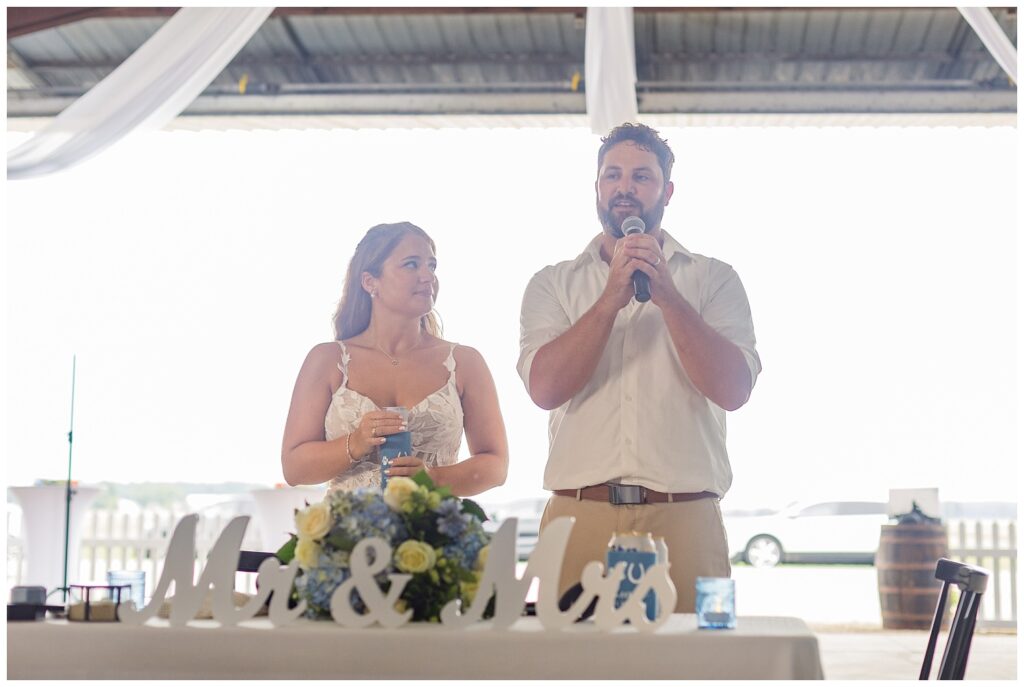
[{"xmin": 281, "ymin": 222, "xmax": 509, "ymax": 496}]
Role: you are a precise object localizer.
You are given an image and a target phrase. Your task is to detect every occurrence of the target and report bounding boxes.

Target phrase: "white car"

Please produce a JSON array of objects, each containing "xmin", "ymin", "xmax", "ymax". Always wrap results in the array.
[{"xmin": 724, "ymin": 501, "xmax": 889, "ymax": 568}]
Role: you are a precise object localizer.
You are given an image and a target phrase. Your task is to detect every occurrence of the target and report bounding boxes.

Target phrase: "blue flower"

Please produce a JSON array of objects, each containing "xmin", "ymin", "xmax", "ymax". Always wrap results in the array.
[
  {"xmin": 436, "ymin": 499, "xmax": 469, "ymax": 538},
  {"xmin": 296, "ymin": 560, "xmax": 349, "ymax": 617}
]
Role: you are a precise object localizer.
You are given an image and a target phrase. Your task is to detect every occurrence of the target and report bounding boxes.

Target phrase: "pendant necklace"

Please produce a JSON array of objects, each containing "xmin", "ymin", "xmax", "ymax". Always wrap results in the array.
[
  {"xmin": 375, "ymin": 343, "xmax": 400, "ymax": 366},
  {"xmin": 375, "ymin": 334, "xmax": 422, "ymax": 366}
]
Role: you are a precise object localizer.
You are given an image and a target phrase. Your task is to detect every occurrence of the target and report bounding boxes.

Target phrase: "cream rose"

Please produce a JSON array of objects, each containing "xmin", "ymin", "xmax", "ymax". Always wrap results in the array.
[
  {"xmin": 294, "ymin": 502, "xmax": 332, "ymax": 540},
  {"xmin": 383, "ymin": 476, "xmax": 418, "ymax": 511},
  {"xmin": 394, "ymin": 540, "xmax": 437, "ymax": 573},
  {"xmin": 460, "ymin": 575, "xmax": 480, "ymax": 604},
  {"xmin": 295, "ymin": 537, "xmax": 321, "ymax": 570},
  {"xmin": 475, "ymin": 545, "xmax": 490, "ymax": 571}
]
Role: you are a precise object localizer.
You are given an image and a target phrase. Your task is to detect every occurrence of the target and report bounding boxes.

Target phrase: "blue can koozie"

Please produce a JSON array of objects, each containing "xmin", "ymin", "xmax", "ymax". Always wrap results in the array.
[
  {"xmin": 380, "ymin": 406, "xmax": 411, "ymax": 491},
  {"xmin": 607, "ymin": 531, "xmax": 658, "ymax": 621}
]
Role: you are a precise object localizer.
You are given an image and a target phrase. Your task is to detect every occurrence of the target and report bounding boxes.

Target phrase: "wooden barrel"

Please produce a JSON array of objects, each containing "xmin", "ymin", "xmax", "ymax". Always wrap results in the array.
[{"xmin": 876, "ymin": 523, "xmax": 949, "ymax": 629}]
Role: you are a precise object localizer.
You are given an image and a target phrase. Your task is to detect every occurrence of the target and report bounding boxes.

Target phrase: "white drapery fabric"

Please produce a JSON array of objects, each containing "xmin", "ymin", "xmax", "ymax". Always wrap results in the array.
[
  {"xmin": 7, "ymin": 7, "xmax": 273, "ymax": 180},
  {"xmin": 957, "ymin": 7, "xmax": 1018, "ymax": 84},
  {"xmin": 585, "ymin": 7, "xmax": 639, "ymax": 135}
]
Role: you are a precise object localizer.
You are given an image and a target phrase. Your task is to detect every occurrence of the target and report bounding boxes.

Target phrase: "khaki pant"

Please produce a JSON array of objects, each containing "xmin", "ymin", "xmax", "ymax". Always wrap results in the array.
[{"xmin": 539, "ymin": 494, "xmax": 731, "ymax": 613}]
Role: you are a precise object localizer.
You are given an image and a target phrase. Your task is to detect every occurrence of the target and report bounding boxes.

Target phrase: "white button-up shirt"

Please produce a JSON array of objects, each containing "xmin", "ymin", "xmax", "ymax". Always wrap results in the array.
[{"xmin": 517, "ymin": 230, "xmax": 761, "ymax": 496}]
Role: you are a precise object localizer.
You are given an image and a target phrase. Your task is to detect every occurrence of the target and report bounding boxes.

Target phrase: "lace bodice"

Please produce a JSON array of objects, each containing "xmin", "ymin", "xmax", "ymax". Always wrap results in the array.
[{"xmin": 325, "ymin": 340, "xmax": 464, "ymax": 493}]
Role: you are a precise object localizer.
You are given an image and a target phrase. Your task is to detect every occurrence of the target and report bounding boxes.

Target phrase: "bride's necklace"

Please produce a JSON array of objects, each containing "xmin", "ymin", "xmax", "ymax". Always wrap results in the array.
[
  {"xmin": 374, "ymin": 336, "xmax": 422, "ymax": 366},
  {"xmin": 375, "ymin": 342, "xmax": 400, "ymax": 366}
]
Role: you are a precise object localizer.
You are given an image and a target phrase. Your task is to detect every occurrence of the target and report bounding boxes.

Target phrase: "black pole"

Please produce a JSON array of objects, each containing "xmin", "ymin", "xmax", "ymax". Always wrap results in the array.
[{"xmin": 61, "ymin": 355, "xmax": 77, "ymax": 602}]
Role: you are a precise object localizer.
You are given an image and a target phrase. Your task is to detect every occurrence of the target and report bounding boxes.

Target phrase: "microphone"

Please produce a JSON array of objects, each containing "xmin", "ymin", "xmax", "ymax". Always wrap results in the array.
[{"xmin": 621, "ymin": 216, "xmax": 650, "ymax": 303}]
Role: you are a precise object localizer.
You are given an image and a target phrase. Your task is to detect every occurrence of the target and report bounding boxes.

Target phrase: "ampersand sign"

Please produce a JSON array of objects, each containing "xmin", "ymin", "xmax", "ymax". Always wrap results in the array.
[{"xmin": 329, "ymin": 537, "xmax": 412, "ymax": 628}]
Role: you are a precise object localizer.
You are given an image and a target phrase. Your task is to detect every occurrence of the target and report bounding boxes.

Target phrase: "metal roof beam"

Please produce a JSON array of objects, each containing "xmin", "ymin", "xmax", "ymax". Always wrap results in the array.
[
  {"xmin": 8, "ymin": 88, "xmax": 1015, "ymax": 118},
  {"xmin": 637, "ymin": 88, "xmax": 1017, "ymax": 114},
  {"xmin": 23, "ymin": 53, "xmax": 583, "ymax": 71},
  {"xmin": 6, "ymin": 7, "xmax": 177, "ymax": 38},
  {"xmin": 6, "ymin": 44, "xmax": 47, "ymax": 89},
  {"xmin": 13, "ymin": 6, "xmax": 991, "ymax": 39},
  {"xmin": 6, "ymin": 7, "xmax": 586, "ymax": 38}
]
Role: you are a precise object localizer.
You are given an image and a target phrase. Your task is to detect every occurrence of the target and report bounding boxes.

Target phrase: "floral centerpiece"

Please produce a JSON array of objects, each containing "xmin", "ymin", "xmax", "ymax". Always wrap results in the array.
[{"xmin": 276, "ymin": 472, "xmax": 491, "ymax": 622}]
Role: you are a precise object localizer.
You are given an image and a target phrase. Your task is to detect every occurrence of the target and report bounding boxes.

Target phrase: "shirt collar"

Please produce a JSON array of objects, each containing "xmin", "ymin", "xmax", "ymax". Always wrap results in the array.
[
  {"xmin": 571, "ymin": 235, "xmax": 604, "ymax": 270},
  {"xmin": 660, "ymin": 229, "xmax": 695, "ymax": 263},
  {"xmin": 572, "ymin": 229, "xmax": 694, "ymax": 271}
]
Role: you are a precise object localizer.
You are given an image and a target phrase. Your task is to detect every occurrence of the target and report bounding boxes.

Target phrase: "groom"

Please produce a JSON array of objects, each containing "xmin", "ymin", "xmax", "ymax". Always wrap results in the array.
[{"xmin": 516, "ymin": 122, "xmax": 761, "ymax": 612}]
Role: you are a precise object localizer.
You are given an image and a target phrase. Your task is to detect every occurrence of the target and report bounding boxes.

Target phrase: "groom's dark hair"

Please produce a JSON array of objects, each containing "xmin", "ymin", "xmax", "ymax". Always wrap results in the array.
[{"xmin": 597, "ymin": 123, "xmax": 675, "ymax": 183}]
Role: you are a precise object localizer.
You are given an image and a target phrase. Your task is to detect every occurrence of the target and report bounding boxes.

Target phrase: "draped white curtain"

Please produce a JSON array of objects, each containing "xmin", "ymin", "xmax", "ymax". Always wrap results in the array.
[
  {"xmin": 957, "ymin": 7, "xmax": 1018, "ymax": 84},
  {"xmin": 7, "ymin": 7, "xmax": 273, "ymax": 180},
  {"xmin": 585, "ymin": 7, "xmax": 639, "ymax": 135}
]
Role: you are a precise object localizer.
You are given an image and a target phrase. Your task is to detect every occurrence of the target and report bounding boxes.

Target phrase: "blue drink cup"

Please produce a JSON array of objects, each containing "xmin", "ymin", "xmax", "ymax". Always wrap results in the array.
[
  {"xmin": 106, "ymin": 569, "xmax": 146, "ymax": 611},
  {"xmin": 380, "ymin": 406, "xmax": 411, "ymax": 491}
]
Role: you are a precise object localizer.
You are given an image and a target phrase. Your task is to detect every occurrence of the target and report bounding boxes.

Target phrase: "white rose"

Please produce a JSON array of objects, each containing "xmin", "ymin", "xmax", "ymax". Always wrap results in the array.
[
  {"xmin": 295, "ymin": 537, "xmax": 321, "ymax": 570},
  {"xmin": 383, "ymin": 476, "xmax": 418, "ymax": 512},
  {"xmin": 295, "ymin": 502, "xmax": 332, "ymax": 540}
]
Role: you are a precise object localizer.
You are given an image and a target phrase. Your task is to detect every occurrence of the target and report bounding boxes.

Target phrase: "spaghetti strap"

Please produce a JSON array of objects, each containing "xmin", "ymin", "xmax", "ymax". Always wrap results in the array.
[
  {"xmin": 443, "ymin": 343, "xmax": 457, "ymax": 384},
  {"xmin": 335, "ymin": 340, "xmax": 351, "ymax": 389}
]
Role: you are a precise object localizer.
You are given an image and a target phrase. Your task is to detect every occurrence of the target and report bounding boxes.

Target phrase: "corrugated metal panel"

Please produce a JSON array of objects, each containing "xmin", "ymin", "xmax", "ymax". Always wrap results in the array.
[
  {"xmin": 634, "ymin": 7, "xmax": 1017, "ymax": 88},
  {"xmin": 6, "ymin": 7, "xmax": 1016, "ymax": 116}
]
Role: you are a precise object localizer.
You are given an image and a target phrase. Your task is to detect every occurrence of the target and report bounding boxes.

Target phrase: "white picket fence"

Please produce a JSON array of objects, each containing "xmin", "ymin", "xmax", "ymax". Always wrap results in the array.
[
  {"xmin": 5, "ymin": 509, "xmax": 1017, "ymax": 628},
  {"xmin": 6, "ymin": 506, "xmax": 265, "ymax": 598},
  {"xmin": 946, "ymin": 519, "xmax": 1017, "ymax": 629}
]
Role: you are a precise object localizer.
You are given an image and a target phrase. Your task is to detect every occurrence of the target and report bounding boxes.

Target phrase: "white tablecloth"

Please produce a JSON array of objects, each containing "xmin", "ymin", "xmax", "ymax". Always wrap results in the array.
[{"xmin": 6, "ymin": 614, "xmax": 824, "ymax": 679}]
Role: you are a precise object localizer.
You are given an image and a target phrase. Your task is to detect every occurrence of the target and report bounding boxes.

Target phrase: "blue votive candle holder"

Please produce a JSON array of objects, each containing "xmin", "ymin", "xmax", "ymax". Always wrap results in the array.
[{"xmin": 696, "ymin": 577, "xmax": 736, "ymax": 629}]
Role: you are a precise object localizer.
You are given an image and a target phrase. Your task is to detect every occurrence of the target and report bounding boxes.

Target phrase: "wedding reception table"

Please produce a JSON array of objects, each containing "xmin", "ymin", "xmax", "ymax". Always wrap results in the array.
[{"xmin": 7, "ymin": 614, "xmax": 824, "ymax": 679}]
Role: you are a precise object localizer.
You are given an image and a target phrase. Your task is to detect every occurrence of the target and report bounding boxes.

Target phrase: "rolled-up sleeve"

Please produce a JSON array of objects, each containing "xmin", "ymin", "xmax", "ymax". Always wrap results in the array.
[
  {"xmin": 517, "ymin": 267, "xmax": 572, "ymax": 396},
  {"xmin": 702, "ymin": 260, "xmax": 762, "ymax": 388}
]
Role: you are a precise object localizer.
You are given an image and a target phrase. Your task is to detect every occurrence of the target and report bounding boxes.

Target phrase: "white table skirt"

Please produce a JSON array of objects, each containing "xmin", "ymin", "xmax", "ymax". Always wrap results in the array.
[{"xmin": 6, "ymin": 614, "xmax": 824, "ymax": 679}]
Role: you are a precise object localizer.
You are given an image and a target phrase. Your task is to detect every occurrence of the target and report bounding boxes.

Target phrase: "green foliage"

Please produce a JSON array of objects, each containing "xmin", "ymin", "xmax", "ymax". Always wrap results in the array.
[
  {"xmin": 276, "ymin": 536, "xmax": 297, "ymax": 564},
  {"xmin": 460, "ymin": 498, "xmax": 488, "ymax": 523},
  {"xmin": 326, "ymin": 527, "xmax": 357, "ymax": 551},
  {"xmin": 411, "ymin": 470, "xmax": 435, "ymax": 489}
]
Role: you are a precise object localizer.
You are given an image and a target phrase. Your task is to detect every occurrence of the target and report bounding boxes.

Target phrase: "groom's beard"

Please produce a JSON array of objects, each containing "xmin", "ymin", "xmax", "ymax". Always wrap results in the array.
[{"xmin": 597, "ymin": 192, "xmax": 667, "ymax": 239}]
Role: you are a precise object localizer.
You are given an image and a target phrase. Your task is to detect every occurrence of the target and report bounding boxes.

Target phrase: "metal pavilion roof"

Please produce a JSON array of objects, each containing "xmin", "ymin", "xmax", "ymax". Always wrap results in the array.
[{"xmin": 6, "ymin": 6, "xmax": 1018, "ymax": 123}]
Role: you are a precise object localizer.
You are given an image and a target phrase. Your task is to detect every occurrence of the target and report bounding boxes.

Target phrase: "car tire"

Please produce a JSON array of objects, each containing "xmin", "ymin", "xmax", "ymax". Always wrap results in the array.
[{"xmin": 745, "ymin": 535, "xmax": 783, "ymax": 568}]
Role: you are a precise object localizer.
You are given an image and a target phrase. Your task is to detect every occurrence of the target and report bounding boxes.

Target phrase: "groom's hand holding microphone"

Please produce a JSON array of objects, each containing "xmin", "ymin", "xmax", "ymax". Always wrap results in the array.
[{"xmin": 600, "ymin": 216, "xmax": 670, "ymax": 312}]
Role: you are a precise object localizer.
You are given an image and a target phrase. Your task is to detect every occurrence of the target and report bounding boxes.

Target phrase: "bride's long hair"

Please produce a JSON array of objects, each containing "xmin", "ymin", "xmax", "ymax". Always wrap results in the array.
[{"xmin": 332, "ymin": 222, "xmax": 442, "ymax": 341}]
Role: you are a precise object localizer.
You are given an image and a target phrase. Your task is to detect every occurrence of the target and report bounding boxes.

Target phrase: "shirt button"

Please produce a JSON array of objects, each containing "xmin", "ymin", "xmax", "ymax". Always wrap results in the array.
[
  {"xmin": 625, "ymin": 394, "xmax": 633, "ymax": 402},
  {"xmin": 625, "ymin": 438, "xmax": 632, "ymax": 446}
]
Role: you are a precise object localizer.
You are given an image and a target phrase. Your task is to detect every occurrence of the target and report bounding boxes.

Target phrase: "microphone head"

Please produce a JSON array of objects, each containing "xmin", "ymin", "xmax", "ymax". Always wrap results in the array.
[{"xmin": 621, "ymin": 216, "xmax": 646, "ymax": 236}]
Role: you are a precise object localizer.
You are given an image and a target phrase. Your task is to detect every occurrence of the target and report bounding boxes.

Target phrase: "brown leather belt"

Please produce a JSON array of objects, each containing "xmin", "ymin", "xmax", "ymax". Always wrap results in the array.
[{"xmin": 553, "ymin": 484, "xmax": 718, "ymax": 505}]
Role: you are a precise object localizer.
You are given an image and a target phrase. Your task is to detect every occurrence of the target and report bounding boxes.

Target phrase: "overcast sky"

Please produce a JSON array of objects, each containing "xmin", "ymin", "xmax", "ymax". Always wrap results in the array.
[{"xmin": 4, "ymin": 122, "xmax": 1018, "ymax": 510}]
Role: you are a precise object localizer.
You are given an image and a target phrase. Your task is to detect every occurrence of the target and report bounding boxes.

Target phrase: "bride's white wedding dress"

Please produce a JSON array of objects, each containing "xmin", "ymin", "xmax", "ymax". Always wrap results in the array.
[{"xmin": 324, "ymin": 340, "xmax": 464, "ymax": 493}]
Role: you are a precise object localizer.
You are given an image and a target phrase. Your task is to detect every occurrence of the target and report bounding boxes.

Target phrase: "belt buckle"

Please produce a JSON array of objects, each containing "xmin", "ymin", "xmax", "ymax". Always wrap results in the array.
[{"xmin": 608, "ymin": 484, "xmax": 645, "ymax": 505}]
